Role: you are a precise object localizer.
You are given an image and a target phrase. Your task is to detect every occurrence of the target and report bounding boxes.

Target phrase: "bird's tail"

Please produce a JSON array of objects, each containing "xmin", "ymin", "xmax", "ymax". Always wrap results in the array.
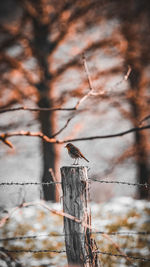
[{"xmin": 81, "ymin": 154, "xmax": 89, "ymax": 162}]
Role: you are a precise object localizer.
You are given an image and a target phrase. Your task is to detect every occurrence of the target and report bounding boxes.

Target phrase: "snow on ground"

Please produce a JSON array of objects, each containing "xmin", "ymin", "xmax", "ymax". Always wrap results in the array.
[{"xmin": 0, "ymin": 197, "xmax": 150, "ymax": 266}]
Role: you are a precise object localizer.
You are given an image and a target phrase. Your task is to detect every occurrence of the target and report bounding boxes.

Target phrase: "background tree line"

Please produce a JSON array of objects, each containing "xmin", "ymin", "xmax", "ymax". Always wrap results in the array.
[{"xmin": 0, "ymin": 0, "xmax": 150, "ymax": 202}]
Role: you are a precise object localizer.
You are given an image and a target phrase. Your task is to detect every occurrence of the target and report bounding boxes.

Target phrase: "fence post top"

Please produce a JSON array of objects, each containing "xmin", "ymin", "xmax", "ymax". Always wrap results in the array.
[{"xmin": 60, "ymin": 166, "xmax": 88, "ymax": 170}]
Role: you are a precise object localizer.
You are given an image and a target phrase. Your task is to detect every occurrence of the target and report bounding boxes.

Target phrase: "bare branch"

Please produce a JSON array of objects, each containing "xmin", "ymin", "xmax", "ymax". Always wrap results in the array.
[
  {"xmin": 0, "ymin": 106, "xmax": 75, "ymax": 114},
  {"xmin": 75, "ymin": 53, "xmax": 99, "ymax": 109},
  {"xmin": 82, "ymin": 53, "xmax": 94, "ymax": 91},
  {"xmin": 0, "ymin": 59, "xmax": 131, "ymax": 115},
  {"xmin": 0, "ymin": 125, "xmax": 149, "ymax": 148},
  {"xmin": 63, "ymin": 125, "xmax": 150, "ymax": 143},
  {"xmin": 0, "ymin": 131, "xmax": 56, "ymax": 145},
  {"xmin": 0, "ymin": 134, "xmax": 14, "ymax": 149},
  {"xmin": 75, "ymin": 54, "xmax": 131, "ymax": 110}
]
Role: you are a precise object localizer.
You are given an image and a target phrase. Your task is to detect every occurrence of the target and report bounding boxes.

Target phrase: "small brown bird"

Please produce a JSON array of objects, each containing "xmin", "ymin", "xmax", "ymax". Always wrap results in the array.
[{"xmin": 65, "ymin": 143, "xmax": 89, "ymax": 165}]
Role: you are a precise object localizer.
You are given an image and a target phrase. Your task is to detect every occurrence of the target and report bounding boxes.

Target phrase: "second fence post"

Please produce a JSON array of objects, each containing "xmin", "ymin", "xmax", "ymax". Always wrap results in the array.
[{"xmin": 61, "ymin": 166, "xmax": 101, "ymax": 267}]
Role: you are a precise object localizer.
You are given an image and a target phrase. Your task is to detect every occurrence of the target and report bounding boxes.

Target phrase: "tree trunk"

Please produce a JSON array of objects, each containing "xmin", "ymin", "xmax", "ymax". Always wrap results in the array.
[
  {"xmin": 121, "ymin": 18, "xmax": 150, "ymax": 199},
  {"xmin": 38, "ymin": 97, "xmax": 58, "ymax": 201},
  {"xmin": 128, "ymin": 69, "xmax": 150, "ymax": 199},
  {"xmin": 31, "ymin": 2, "xmax": 59, "ymax": 201}
]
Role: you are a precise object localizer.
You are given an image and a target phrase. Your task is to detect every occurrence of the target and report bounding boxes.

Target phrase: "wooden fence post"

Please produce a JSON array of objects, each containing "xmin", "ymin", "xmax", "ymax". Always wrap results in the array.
[{"xmin": 61, "ymin": 166, "xmax": 101, "ymax": 267}]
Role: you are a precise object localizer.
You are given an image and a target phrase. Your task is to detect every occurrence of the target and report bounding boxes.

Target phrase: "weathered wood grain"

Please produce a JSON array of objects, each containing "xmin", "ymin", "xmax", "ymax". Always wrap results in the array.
[{"xmin": 61, "ymin": 166, "xmax": 100, "ymax": 267}]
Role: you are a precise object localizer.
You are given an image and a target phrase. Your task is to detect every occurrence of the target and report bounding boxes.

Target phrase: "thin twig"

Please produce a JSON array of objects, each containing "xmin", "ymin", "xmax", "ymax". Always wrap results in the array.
[
  {"xmin": 75, "ymin": 53, "xmax": 102, "ymax": 109},
  {"xmin": 110, "ymin": 65, "xmax": 131, "ymax": 90},
  {"xmin": 139, "ymin": 114, "xmax": 150, "ymax": 126},
  {"xmin": 82, "ymin": 53, "xmax": 94, "ymax": 91},
  {"xmin": 0, "ymin": 135, "xmax": 14, "ymax": 149},
  {"xmin": 95, "ymin": 250, "xmax": 150, "ymax": 262},
  {"xmin": 51, "ymin": 115, "xmax": 74, "ymax": 138}
]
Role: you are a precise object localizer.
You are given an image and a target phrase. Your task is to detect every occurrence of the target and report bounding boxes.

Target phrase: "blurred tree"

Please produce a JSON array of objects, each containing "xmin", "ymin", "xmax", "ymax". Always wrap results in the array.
[
  {"xmin": 0, "ymin": 0, "xmax": 150, "ymax": 201},
  {"xmin": 120, "ymin": 0, "xmax": 150, "ymax": 199},
  {"xmin": 1, "ymin": 0, "xmax": 113, "ymax": 201},
  {"xmin": 105, "ymin": 0, "xmax": 150, "ymax": 198}
]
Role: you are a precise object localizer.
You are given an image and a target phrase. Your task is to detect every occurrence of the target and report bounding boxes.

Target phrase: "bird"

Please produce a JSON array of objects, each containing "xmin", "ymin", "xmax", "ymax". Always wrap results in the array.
[{"xmin": 65, "ymin": 143, "xmax": 89, "ymax": 165}]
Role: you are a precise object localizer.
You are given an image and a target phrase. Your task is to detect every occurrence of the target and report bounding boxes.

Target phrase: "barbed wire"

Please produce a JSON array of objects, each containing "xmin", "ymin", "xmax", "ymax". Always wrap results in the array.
[
  {"xmin": 0, "ymin": 230, "xmax": 149, "ymax": 242},
  {"xmin": 89, "ymin": 178, "xmax": 150, "ymax": 189},
  {"xmin": 0, "ymin": 234, "xmax": 51, "ymax": 242},
  {"xmin": 0, "ymin": 179, "xmax": 149, "ymax": 188},
  {"xmin": 0, "ymin": 181, "xmax": 61, "ymax": 186},
  {"xmin": 1, "ymin": 248, "xmax": 150, "ymax": 262},
  {"xmin": 0, "ymin": 247, "xmax": 66, "ymax": 254},
  {"xmin": 95, "ymin": 250, "xmax": 150, "ymax": 262},
  {"xmin": 92, "ymin": 231, "xmax": 150, "ymax": 236}
]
